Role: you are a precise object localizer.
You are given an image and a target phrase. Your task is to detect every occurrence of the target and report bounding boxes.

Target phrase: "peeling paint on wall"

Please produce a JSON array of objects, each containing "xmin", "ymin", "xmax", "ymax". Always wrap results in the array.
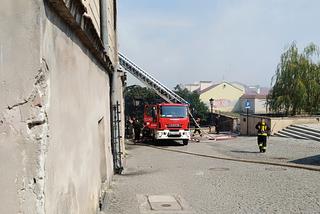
[{"xmin": 1, "ymin": 0, "xmax": 122, "ymax": 212}]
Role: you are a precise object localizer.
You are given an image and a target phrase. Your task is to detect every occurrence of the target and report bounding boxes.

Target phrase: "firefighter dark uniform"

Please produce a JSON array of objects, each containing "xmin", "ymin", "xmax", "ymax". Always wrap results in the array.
[
  {"xmin": 255, "ymin": 120, "xmax": 270, "ymax": 153},
  {"xmin": 193, "ymin": 118, "xmax": 202, "ymax": 137},
  {"xmin": 132, "ymin": 118, "xmax": 142, "ymax": 143}
]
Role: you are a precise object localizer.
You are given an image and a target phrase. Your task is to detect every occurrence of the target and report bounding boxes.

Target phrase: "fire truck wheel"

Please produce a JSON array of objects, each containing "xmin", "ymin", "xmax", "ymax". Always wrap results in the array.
[{"xmin": 183, "ymin": 139, "xmax": 189, "ymax": 145}]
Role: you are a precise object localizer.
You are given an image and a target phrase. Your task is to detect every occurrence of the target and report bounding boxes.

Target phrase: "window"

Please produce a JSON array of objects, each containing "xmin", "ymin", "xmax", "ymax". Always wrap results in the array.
[{"xmin": 160, "ymin": 106, "xmax": 188, "ymax": 118}]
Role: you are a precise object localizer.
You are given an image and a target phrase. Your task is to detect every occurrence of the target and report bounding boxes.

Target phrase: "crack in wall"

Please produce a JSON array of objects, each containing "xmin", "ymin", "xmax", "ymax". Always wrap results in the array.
[
  {"xmin": 6, "ymin": 63, "xmax": 49, "ymax": 111},
  {"xmin": 15, "ymin": 57, "xmax": 51, "ymax": 214},
  {"xmin": 7, "ymin": 100, "xmax": 28, "ymax": 110},
  {"xmin": 33, "ymin": 58, "xmax": 50, "ymax": 214}
]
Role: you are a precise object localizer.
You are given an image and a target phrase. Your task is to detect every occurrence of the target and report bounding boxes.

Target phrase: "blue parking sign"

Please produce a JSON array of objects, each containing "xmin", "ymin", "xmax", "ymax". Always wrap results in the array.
[{"xmin": 245, "ymin": 100, "xmax": 251, "ymax": 109}]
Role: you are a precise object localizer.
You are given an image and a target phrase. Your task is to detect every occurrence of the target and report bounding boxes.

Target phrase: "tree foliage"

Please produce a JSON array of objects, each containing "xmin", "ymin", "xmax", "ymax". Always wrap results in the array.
[
  {"xmin": 124, "ymin": 85, "xmax": 163, "ymax": 121},
  {"xmin": 268, "ymin": 42, "xmax": 320, "ymax": 115},
  {"xmin": 173, "ymin": 85, "xmax": 209, "ymax": 120}
]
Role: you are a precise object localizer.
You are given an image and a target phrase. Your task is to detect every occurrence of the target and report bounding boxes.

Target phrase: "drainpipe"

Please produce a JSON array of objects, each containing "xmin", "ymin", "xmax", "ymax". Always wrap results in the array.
[
  {"xmin": 100, "ymin": 0, "xmax": 108, "ymax": 48},
  {"xmin": 111, "ymin": 68, "xmax": 123, "ymax": 173},
  {"xmin": 110, "ymin": 74, "xmax": 123, "ymax": 174},
  {"xmin": 100, "ymin": 0, "xmax": 122, "ymax": 173}
]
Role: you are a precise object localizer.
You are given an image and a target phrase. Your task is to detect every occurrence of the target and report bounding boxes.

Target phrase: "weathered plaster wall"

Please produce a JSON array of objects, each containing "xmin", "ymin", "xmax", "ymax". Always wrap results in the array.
[
  {"xmin": 0, "ymin": 0, "xmax": 119, "ymax": 213},
  {"xmin": 0, "ymin": 0, "xmax": 45, "ymax": 213},
  {"xmin": 42, "ymin": 5, "xmax": 114, "ymax": 213}
]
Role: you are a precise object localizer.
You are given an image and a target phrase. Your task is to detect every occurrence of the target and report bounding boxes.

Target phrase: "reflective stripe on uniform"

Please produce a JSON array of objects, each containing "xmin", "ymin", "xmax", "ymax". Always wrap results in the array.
[{"xmin": 258, "ymin": 123, "xmax": 268, "ymax": 136}]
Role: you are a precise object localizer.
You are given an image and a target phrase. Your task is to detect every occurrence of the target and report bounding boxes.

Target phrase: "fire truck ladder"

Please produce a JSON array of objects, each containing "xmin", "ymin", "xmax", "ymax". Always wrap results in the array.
[{"xmin": 118, "ymin": 52, "xmax": 200, "ymax": 128}]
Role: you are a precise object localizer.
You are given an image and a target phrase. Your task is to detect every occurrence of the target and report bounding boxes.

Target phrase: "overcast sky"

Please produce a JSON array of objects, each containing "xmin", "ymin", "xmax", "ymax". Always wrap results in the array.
[{"xmin": 118, "ymin": 0, "xmax": 319, "ymax": 88}]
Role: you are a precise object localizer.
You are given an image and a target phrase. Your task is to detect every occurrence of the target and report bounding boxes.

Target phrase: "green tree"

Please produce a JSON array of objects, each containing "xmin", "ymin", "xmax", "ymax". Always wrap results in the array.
[
  {"xmin": 124, "ymin": 85, "xmax": 162, "ymax": 121},
  {"xmin": 268, "ymin": 42, "xmax": 320, "ymax": 115},
  {"xmin": 173, "ymin": 85, "xmax": 209, "ymax": 121}
]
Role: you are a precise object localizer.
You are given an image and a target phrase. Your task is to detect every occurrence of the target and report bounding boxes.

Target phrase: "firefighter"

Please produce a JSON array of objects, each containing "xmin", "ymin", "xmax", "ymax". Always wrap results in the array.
[
  {"xmin": 193, "ymin": 117, "xmax": 202, "ymax": 137},
  {"xmin": 255, "ymin": 118, "xmax": 270, "ymax": 153},
  {"xmin": 132, "ymin": 117, "xmax": 142, "ymax": 143},
  {"xmin": 126, "ymin": 116, "xmax": 134, "ymax": 139},
  {"xmin": 215, "ymin": 114, "xmax": 221, "ymax": 134}
]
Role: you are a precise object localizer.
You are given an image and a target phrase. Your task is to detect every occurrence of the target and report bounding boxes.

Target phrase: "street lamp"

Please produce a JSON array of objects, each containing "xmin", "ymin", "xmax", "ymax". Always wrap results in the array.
[
  {"xmin": 209, "ymin": 98, "xmax": 215, "ymax": 133},
  {"xmin": 209, "ymin": 98, "xmax": 214, "ymax": 113}
]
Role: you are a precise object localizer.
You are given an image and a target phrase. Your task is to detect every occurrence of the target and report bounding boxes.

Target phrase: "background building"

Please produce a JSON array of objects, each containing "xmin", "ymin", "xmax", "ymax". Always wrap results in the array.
[
  {"xmin": 199, "ymin": 82, "xmax": 245, "ymax": 112},
  {"xmin": 240, "ymin": 86, "xmax": 270, "ymax": 114},
  {"xmin": 182, "ymin": 80, "xmax": 269, "ymax": 113},
  {"xmin": 0, "ymin": 0, "xmax": 124, "ymax": 213},
  {"xmin": 183, "ymin": 81, "xmax": 213, "ymax": 92},
  {"xmin": 239, "ymin": 94, "xmax": 268, "ymax": 114}
]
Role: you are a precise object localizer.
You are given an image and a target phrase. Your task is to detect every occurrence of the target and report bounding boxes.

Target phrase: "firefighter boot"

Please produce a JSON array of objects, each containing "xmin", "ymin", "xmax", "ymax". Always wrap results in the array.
[
  {"xmin": 262, "ymin": 141, "xmax": 267, "ymax": 153},
  {"xmin": 258, "ymin": 144, "xmax": 263, "ymax": 152}
]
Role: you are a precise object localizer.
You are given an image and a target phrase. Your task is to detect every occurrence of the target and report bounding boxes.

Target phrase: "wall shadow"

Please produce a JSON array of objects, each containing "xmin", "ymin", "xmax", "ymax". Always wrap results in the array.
[
  {"xmin": 230, "ymin": 150, "xmax": 260, "ymax": 154},
  {"xmin": 290, "ymin": 155, "xmax": 320, "ymax": 166},
  {"xmin": 135, "ymin": 139, "xmax": 184, "ymax": 147}
]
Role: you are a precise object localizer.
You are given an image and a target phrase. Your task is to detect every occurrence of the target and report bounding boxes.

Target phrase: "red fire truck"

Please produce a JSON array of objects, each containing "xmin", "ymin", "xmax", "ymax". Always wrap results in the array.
[{"xmin": 143, "ymin": 103, "xmax": 190, "ymax": 145}]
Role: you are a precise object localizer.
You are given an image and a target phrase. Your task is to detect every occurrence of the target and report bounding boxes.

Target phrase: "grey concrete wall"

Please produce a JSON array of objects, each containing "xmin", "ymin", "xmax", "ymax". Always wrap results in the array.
[
  {"xmin": 240, "ymin": 115, "xmax": 320, "ymax": 136},
  {"xmin": 42, "ymin": 5, "xmax": 114, "ymax": 213},
  {"xmin": 0, "ymin": 0, "xmax": 43, "ymax": 213},
  {"xmin": 240, "ymin": 115, "xmax": 269, "ymax": 136},
  {"xmin": 0, "ymin": 0, "xmax": 119, "ymax": 213}
]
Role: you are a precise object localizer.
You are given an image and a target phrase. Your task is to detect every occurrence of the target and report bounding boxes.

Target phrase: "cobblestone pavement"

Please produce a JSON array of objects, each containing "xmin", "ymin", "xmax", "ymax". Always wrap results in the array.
[{"xmin": 103, "ymin": 137, "xmax": 320, "ymax": 214}]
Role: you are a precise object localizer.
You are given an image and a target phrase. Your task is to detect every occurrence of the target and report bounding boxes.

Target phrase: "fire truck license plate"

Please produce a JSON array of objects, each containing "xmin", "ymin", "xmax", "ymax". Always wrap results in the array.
[
  {"xmin": 167, "ymin": 124, "xmax": 181, "ymax": 128},
  {"xmin": 168, "ymin": 132, "xmax": 181, "ymax": 137}
]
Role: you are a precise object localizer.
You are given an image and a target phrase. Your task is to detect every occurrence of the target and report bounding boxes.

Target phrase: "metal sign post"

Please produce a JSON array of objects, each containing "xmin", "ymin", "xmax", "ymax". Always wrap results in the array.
[{"xmin": 245, "ymin": 100, "xmax": 251, "ymax": 135}]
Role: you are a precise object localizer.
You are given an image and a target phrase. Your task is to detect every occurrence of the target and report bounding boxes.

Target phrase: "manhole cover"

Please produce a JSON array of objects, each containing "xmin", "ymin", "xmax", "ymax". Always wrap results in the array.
[
  {"xmin": 208, "ymin": 167, "xmax": 230, "ymax": 171},
  {"xmin": 137, "ymin": 194, "xmax": 193, "ymax": 213},
  {"xmin": 148, "ymin": 195, "xmax": 182, "ymax": 211},
  {"xmin": 265, "ymin": 167, "xmax": 287, "ymax": 171}
]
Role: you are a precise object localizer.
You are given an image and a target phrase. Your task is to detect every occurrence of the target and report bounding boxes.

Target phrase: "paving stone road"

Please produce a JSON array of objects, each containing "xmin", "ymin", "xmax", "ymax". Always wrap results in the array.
[{"xmin": 103, "ymin": 137, "xmax": 320, "ymax": 214}]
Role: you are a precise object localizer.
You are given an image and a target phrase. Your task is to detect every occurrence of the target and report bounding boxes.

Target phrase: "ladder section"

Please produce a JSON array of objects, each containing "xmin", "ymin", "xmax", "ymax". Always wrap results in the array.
[
  {"xmin": 118, "ymin": 52, "xmax": 200, "ymax": 128},
  {"xmin": 119, "ymin": 53, "xmax": 188, "ymax": 104}
]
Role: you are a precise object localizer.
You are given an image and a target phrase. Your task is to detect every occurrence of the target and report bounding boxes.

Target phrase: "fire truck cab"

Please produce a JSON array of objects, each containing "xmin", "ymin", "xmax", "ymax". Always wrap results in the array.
[{"xmin": 143, "ymin": 103, "xmax": 190, "ymax": 145}]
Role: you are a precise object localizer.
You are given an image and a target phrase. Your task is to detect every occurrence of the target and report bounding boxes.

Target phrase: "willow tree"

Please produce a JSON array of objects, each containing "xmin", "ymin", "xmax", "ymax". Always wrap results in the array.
[{"xmin": 268, "ymin": 42, "xmax": 320, "ymax": 115}]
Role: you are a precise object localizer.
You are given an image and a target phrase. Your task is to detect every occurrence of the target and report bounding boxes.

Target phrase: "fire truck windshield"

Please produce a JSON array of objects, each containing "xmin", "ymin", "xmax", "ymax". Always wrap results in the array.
[{"xmin": 160, "ymin": 106, "xmax": 188, "ymax": 118}]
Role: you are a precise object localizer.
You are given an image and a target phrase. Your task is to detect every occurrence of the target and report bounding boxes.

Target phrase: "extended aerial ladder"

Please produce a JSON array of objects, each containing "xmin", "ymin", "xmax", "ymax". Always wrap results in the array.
[{"xmin": 118, "ymin": 52, "xmax": 200, "ymax": 128}]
